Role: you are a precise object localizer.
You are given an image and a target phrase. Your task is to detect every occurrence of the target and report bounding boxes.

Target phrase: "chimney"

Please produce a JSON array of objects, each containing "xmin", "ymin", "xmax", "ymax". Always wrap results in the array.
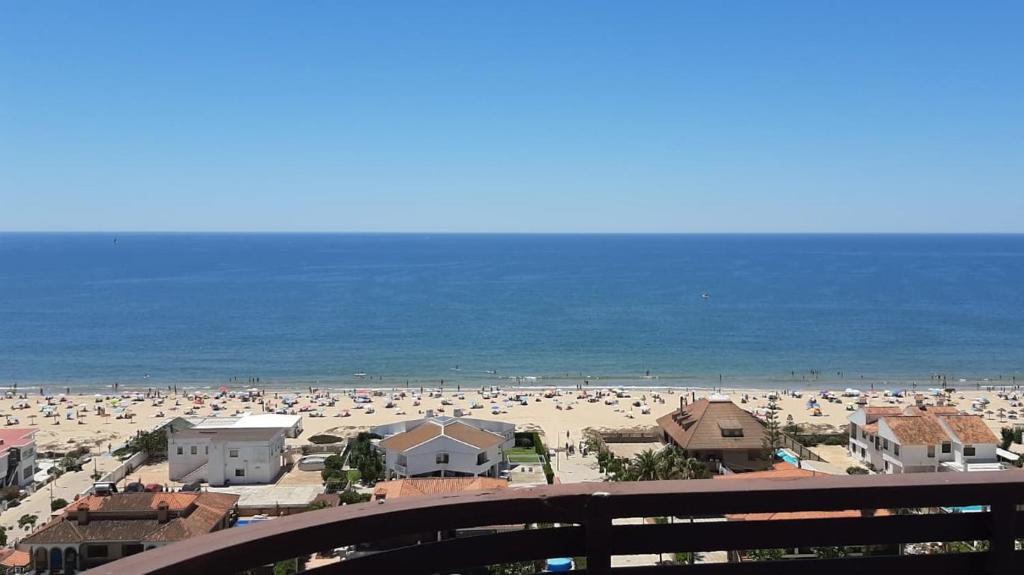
[
  {"xmin": 77, "ymin": 504, "xmax": 89, "ymax": 526},
  {"xmin": 157, "ymin": 501, "xmax": 170, "ymax": 523}
]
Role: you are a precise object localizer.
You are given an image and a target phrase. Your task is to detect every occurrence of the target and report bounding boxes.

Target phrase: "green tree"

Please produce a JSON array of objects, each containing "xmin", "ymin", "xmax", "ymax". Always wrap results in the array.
[
  {"xmin": 747, "ymin": 548, "xmax": 784, "ymax": 561},
  {"xmin": 51, "ymin": 498, "xmax": 69, "ymax": 512},
  {"xmin": 630, "ymin": 450, "xmax": 660, "ymax": 481},
  {"xmin": 762, "ymin": 400, "xmax": 782, "ymax": 460},
  {"xmin": 18, "ymin": 514, "xmax": 37, "ymax": 531},
  {"xmin": 813, "ymin": 546, "xmax": 850, "ymax": 559},
  {"xmin": 846, "ymin": 466, "xmax": 869, "ymax": 475},
  {"xmin": 0, "ymin": 526, "xmax": 7, "ymax": 547}
]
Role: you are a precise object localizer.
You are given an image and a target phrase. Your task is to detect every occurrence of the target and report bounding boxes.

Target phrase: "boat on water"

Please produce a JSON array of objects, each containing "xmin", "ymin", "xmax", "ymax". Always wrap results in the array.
[{"xmin": 701, "ymin": 292, "xmax": 710, "ymax": 299}]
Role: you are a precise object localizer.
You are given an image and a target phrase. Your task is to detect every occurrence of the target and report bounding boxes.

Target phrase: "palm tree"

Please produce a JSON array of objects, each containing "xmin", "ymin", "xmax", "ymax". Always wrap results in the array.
[{"xmin": 631, "ymin": 450, "xmax": 660, "ymax": 481}]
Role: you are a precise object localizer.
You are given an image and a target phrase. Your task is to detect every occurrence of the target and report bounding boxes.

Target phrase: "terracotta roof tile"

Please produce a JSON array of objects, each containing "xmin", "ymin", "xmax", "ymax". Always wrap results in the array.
[
  {"xmin": 378, "ymin": 419, "xmax": 505, "ymax": 452},
  {"xmin": 378, "ymin": 422, "xmax": 442, "ymax": 451},
  {"xmin": 443, "ymin": 422, "xmax": 505, "ymax": 449},
  {"xmin": 939, "ymin": 415, "xmax": 999, "ymax": 444},
  {"xmin": 24, "ymin": 492, "xmax": 237, "ymax": 545},
  {"xmin": 373, "ymin": 477, "xmax": 508, "ymax": 500},
  {"xmin": 883, "ymin": 416, "xmax": 950, "ymax": 445},
  {"xmin": 728, "ymin": 509, "xmax": 892, "ymax": 521},
  {"xmin": 714, "ymin": 462, "xmax": 822, "ymax": 481}
]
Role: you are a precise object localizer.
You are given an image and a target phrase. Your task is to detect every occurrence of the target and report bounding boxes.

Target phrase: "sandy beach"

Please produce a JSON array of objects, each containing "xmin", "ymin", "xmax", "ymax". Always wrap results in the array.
[{"xmin": 6, "ymin": 382, "xmax": 1022, "ymax": 458}]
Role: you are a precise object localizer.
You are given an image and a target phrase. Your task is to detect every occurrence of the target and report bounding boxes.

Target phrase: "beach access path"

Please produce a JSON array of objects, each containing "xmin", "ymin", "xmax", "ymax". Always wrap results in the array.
[{"xmin": 0, "ymin": 453, "xmax": 119, "ymax": 545}]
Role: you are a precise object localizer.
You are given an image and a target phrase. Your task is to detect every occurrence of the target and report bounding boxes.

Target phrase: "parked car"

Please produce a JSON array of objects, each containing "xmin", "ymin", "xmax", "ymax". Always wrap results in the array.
[
  {"xmin": 124, "ymin": 482, "xmax": 146, "ymax": 493},
  {"xmin": 91, "ymin": 482, "xmax": 118, "ymax": 495},
  {"xmin": 180, "ymin": 480, "xmax": 202, "ymax": 492},
  {"xmin": 145, "ymin": 483, "xmax": 164, "ymax": 492}
]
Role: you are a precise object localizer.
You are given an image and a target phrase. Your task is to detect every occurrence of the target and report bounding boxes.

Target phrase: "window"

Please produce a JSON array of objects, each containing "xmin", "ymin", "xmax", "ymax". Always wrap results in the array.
[
  {"xmin": 941, "ymin": 442, "xmax": 951, "ymax": 454},
  {"xmin": 477, "ymin": 452, "xmax": 489, "ymax": 465},
  {"xmin": 86, "ymin": 545, "xmax": 109, "ymax": 558},
  {"xmin": 122, "ymin": 544, "xmax": 144, "ymax": 556},
  {"xmin": 884, "ymin": 461, "xmax": 890, "ymax": 471},
  {"xmin": 436, "ymin": 453, "xmax": 450, "ymax": 464},
  {"xmin": 205, "ymin": 446, "xmax": 209, "ymax": 455},
  {"xmin": 23, "ymin": 466, "xmax": 32, "ymax": 479},
  {"xmin": 397, "ymin": 454, "xmax": 407, "ymax": 467},
  {"xmin": 849, "ymin": 423, "xmax": 857, "ymax": 437},
  {"xmin": 861, "ymin": 429, "xmax": 867, "ymax": 439},
  {"xmin": 882, "ymin": 438, "xmax": 889, "ymax": 450},
  {"xmin": 720, "ymin": 428, "xmax": 744, "ymax": 438},
  {"xmin": 229, "ymin": 449, "xmax": 239, "ymax": 458},
  {"xmin": 22, "ymin": 448, "xmax": 33, "ymax": 458},
  {"xmin": 190, "ymin": 446, "xmax": 197, "ymax": 455},
  {"xmin": 964, "ymin": 445, "xmax": 976, "ymax": 457},
  {"xmin": 927, "ymin": 445, "xmax": 935, "ymax": 458},
  {"xmin": 235, "ymin": 468, "xmax": 246, "ymax": 477},
  {"xmin": 176, "ymin": 446, "xmax": 183, "ymax": 455},
  {"xmin": 894, "ymin": 444, "xmax": 900, "ymax": 456}
]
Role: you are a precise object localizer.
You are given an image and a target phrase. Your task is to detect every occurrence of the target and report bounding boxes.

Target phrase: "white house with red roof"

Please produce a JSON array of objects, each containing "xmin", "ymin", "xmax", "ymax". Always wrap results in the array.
[
  {"xmin": 372, "ymin": 416, "xmax": 514, "ymax": 479},
  {"xmin": 848, "ymin": 403, "xmax": 1001, "ymax": 473},
  {"xmin": 0, "ymin": 428, "xmax": 37, "ymax": 488}
]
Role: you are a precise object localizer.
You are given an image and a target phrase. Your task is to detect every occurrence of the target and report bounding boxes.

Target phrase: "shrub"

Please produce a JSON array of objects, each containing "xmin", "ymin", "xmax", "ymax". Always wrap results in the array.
[
  {"xmin": 50, "ymin": 498, "xmax": 68, "ymax": 512},
  {"xmin": 338, "ymin": 490, "xmax": 371, "ymax": 505},
  {"xmin": 542, "ymin": 462, "xmax": 554, "ymax": 484},
  {"xmin": 309, "ymin": 434, "xmax": 344, "ymax": 445},
  {"xmin": 846, "ymin": 466, "xmax": 869, "ymax": 475}
]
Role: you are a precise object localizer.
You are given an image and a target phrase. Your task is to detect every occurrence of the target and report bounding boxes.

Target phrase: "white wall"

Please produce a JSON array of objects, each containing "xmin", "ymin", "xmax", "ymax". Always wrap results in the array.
[
  {"xmin": 209, "ymin": 434, "xmax": 284, "ymax": 486},
  {"xmin": 388, "ymin": 436, "xmax": 500, "ymax": 478},
  {"xmin": 168, "ymin": 436, "xmax": 211, "ymax": 481}
]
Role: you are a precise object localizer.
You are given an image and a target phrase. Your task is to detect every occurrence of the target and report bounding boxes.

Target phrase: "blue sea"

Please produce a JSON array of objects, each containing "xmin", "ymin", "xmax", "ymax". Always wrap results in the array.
[{"xmin": 1, "ymin": 233, "xmax": 1022, "ymax": 391}]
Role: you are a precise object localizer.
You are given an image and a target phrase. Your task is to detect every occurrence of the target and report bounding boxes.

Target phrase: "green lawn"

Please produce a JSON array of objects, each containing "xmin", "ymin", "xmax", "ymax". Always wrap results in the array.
[{"xmin": 506, "ymin": 447, "xmax": 543, "ymax": 464}]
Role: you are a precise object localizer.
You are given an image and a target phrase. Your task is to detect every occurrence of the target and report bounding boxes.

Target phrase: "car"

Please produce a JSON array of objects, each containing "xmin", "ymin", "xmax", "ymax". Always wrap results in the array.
[
  {"xmin": 91, "ymin": 482, "xmax": 118, "ymax": 495},
  {"xmin": 124, "ymin": 482, "xmax": 146, "ymax": 493},
  {"xmin": 145, "ymin": 483, "xmax": 164, "ymax": 492},
  {"xmin": 180, "ymin": 480, "xmax": 202, "ymax": 492}
]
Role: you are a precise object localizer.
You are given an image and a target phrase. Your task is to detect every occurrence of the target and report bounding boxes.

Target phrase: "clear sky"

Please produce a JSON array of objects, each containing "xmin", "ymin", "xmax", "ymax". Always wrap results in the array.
[{"xmin": 1, "ymin": 2, "xmax": 1022, "ymax": 233}]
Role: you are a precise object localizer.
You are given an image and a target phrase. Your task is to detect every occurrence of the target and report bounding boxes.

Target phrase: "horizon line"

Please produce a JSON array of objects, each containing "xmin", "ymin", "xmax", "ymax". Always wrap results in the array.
[{"xmin": 2, "ymin": 230, "xmax": 1024, "ymax": 236}]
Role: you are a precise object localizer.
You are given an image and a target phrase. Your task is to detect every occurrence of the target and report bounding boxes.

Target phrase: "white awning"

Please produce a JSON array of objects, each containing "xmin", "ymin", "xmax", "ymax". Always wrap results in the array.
[{"xmin": 996, "ymin": 447, "xmax": 1020, "ymax": 461}]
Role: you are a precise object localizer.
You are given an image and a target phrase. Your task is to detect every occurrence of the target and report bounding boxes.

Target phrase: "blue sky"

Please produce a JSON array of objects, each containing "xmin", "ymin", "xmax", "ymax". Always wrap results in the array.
[{"xmin": 1, "ymin": 2, "xmax": 1022, "ymax": 232}]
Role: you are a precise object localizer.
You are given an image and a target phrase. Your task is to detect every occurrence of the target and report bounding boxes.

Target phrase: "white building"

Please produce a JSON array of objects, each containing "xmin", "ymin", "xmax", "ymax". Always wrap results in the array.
[
  {"xmin": 176, "ymin": 413, "xmax": 303, "ymax": 438},
  {"xmin": 373, "ymin": 416, "xmax": 515, "ymax": 479},
  {"xmin": 168, "ymin": 415, "xmax": 293, "ymax": 486},
  {"xmin": 0, "ymin": 428, "xmax": 37, "ymax": 488},
  {"xmin": 848, "ymin": 404, "xmax": 1001, "ymax": 473}
]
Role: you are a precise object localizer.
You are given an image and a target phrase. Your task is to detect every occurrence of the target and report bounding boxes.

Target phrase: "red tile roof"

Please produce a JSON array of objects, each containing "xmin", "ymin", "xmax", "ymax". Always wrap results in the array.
[
  {"xmin": 0, "ymin": 549, "xmax": 30, "ymax": 568},
  {"xmin": 379, "ymin": 419, "xmax": 506, "ymax": 452},
  {"xmin": 373, "ymin": 477, "xmax": 508, "ymax": 500},
  {"xmin": 0, "ymin": 428, "xmax": 35, "ymax": 456},
  {"xmin": 23, "ymin": 492, "xmax": 238, "ymax": 545},
  {"xmin": 883, "ymin": 416, "xmax": 950, "ymax": 445},
  {"xmin": 714, "ymin": 462, "xmax": 823, "ymax": 481},
  {"xmin": 939, "ymin": 415, "xmax": 999, "ymax": 444},
  {"xmin": 728, "ymin": 509, "xmax": 892, "ymax": 521}
]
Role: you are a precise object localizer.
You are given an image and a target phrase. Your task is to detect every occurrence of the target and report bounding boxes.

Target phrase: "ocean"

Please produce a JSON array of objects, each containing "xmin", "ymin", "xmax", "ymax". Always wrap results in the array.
[{"xmin": 1, "ymin": 233, "xmax": 1022, "ymax": 392}]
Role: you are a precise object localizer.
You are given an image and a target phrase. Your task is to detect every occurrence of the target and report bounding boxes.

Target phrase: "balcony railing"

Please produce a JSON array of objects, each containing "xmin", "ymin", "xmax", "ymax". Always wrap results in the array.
[{"xmin": 97, "ymin": 470, "xmax": 1023, "ymax": 575}]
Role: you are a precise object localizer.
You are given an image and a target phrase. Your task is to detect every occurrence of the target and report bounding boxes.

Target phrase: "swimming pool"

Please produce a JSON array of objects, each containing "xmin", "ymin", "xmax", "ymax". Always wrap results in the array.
[
  {"xmin": 776, "ymin": 449, "xmax": 799, "ymax": 465},
  {"xmin": 942, "ymin": 505, "xmax": 988, "ymax": 513}
]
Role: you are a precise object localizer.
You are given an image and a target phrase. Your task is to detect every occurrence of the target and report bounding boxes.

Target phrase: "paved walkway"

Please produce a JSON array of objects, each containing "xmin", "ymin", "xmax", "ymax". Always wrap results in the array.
[{"xmin": 0, "ymin": 454, "xmax": 119, "ymax": 545}]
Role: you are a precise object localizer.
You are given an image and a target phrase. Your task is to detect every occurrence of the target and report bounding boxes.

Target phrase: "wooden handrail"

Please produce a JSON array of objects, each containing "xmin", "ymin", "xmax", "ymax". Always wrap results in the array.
[{"xmin": 94, "ymin": 470, "xmax": 1024, "ymax": 575}]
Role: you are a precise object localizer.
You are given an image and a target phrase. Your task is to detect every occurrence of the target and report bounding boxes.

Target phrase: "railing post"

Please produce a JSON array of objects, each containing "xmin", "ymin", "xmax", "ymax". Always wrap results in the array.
[
  {"xmin": 586, "ymin": 492, "xmax": 612, "ymax": 575},
  {"xmin": 988, "ymin": 500, "xmax": 1017, "ymax": 575}
]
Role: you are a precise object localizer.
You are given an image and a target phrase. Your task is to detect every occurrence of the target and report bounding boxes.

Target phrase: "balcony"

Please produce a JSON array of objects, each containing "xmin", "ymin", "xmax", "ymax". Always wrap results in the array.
[{"xmin": 96, "ymin": 471, "xmax": 1023, "ymax": 574}]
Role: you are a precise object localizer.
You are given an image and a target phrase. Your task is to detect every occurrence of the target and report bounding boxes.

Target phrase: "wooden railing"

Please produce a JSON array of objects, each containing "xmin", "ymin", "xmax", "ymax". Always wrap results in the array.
[{"xmin": 97, "ymin": 470, "xmax": 1024, "ymax": 575}]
